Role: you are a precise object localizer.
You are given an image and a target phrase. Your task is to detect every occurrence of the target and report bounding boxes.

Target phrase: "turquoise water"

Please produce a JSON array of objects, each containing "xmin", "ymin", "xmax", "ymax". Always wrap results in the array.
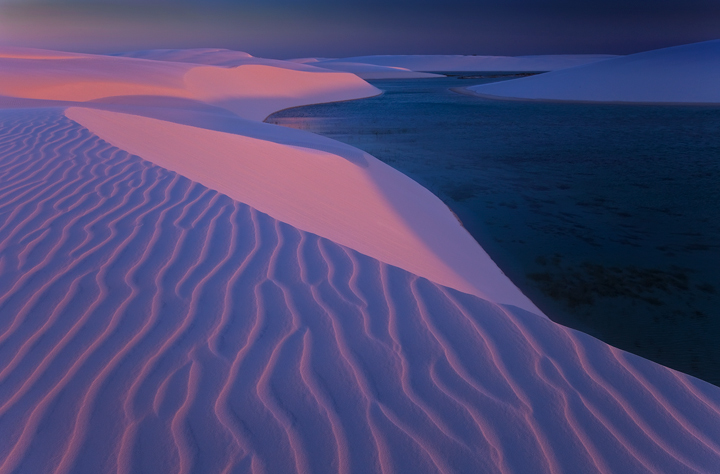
[{"xmin": 267, "ymin": 75, "xmax": 720, "ymax": 386}]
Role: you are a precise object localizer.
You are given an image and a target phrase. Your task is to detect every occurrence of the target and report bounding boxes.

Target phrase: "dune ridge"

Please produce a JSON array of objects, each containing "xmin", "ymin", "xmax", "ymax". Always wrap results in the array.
[
  {"xmin": 0, "ymin": 111, "xmax": 719, "ymax": 473},
  {"xmin": 116, "ymin": 48, "xmax": 445, "ymax": 80},
  {"xmin": 65, "ymin": 107, "xmax": 540, "ymax": 313},
  {"xmin": 0, "ymin": 51, "xmax": 380, "ymax": 121},
  {"xmin": 2, "ymin": 47, "xmax": 542, "ymax": 311}
]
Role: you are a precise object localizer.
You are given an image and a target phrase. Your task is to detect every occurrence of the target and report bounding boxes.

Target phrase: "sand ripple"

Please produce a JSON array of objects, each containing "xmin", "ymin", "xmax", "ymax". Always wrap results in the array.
[{"xmin": 0, "ymin": 110, "xmax": 719, "ymax": 473}]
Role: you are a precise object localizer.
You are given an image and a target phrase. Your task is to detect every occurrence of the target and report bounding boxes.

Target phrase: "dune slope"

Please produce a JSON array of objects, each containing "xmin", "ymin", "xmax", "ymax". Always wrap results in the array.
[
  {"xmin": 0, "ymin": 111, "xmax": 719, "ymax": 473},
  {"xmin": 468, "ymin": 40, "xmax": 720, "ymax": 104},
  {"xmin": 0, "ymin": 47, "xmax": 380, "ymax": 121},
  {"xmin": 65, "ymin": 107, "xmax": 538, "ymax": 313},
  {"xmin": 0, "ymin": 47, "xmax": 719, "ymax": 474}
]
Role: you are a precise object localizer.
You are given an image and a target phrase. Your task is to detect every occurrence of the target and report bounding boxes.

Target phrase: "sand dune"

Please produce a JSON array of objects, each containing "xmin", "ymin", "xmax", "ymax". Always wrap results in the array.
[
  {"xmin": 0, "ymin": 47, "xmax": 720, "ymax": 473},
  {"xmin": 293, "ymin": 62, "xmax": 443, "ymax": 79},
  {"xmin": 1, "ymin": 111, "xmax": 719, "ymax": 473},
  {"xmin": 289, "ymin": 59, "xmax": 444, "ymax": 79},
  {"xmin": 114, "ymin": 48, "xmax": 254, "ymax": 65},
  {"xmin": 114, "ymin": 48, "xmax": 324, "ymax": 72},
  {"xmin": 65, "ymin": 107, "xmax": 538, "ymax": 312},
  {"xmin": 467, "ymin": 40, "xmax": 720, "ymax": 104},
  {"xmin": 0, "ymin": 47, "xmax": 89, "ymax": 60},
  {"xmin": 305, "ymin": 54, "xmax": 619, "ymax": 72},
  {"xmin": 115, "ymin": 49, "xmax": 615, "ymax": 80},
  {"xmin": 0, "ymin": 50, "xmax": 379, "ymax": 120},
  {"xmin": 118, "ymin": 48, "xmax": 443, "ymax": 79}
]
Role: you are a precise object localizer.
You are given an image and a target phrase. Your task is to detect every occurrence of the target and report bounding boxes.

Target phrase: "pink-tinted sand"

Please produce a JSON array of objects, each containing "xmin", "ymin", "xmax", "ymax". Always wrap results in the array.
[{"xmin": 0, "ymin": 47, "xmax": 719, "ymax": 473}]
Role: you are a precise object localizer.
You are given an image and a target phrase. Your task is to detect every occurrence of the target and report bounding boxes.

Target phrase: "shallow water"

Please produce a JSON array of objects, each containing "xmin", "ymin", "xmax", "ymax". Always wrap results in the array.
[{"xmin": 267, "ymin": 75, "xmax": 720, "ymax": 386}]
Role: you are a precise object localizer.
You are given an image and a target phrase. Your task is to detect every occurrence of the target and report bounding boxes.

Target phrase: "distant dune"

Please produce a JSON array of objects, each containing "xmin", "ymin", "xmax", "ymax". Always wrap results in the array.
[
  {"xmin": 114, "ymin": 48, "xmax": 327, "ymax": 73},
  {"xmin": 305, "ymin": 54, "xmax": 619, "ymax": 72},
  {"xmin": 468, "ymin": 40, "xmax": 720, "ymax": 104},
  {"xmin": 0, "ymin": 46, "xmax": 719, "ymax": 473},
  {"xmin": 117, "ymin": 50, "xmax": 616, "ymax": 80},
  {"xmin": 115, "ymin": 48, "xmax": 254, "ymax": 65},
  {"xmin": 119, "ymin": 49, "xmax": 443, "ymax": 79},
  {"xmin": 294, "ymin": 61, "xmax": 443, "ymax": 79},
  {"xmin": 0, "ymin": 48, "xmax": 379, "ymax": 121}
]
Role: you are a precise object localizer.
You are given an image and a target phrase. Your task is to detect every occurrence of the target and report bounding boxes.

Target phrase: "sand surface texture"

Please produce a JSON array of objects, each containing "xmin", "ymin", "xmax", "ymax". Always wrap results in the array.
[{"xmin": 0, "ymin": 47, "xmax": 719, "ymax": 473}]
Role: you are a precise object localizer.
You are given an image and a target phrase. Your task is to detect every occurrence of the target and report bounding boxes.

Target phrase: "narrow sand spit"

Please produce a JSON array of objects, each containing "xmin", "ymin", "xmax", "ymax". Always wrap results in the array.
[
  {"xmin": 287, "ymin": 62, "xmax": 443, "ymax": 80},
  {"xmin": 298, "ymin": 54, "xmax": 619, "ymax": 72},
  {"xmin": 0, "ymin": 47, "xmax": 719, "ymax": 473}
]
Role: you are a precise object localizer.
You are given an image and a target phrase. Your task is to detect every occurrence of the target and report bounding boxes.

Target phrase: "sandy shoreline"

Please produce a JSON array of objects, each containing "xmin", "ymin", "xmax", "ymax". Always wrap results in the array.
[
  {"xmin": 0, "ymin": 46, "xmax": 719, "ymax": 473},
  {"xmin": 455, "ymin": 85, "xmax": 720, "ymax": 106}
]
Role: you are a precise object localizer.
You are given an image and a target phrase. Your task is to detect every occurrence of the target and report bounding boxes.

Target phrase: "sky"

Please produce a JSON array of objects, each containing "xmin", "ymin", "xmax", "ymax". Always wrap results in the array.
[{"xmin": 0, "ymin": 0, "xmax": 718, "ymax": 58}]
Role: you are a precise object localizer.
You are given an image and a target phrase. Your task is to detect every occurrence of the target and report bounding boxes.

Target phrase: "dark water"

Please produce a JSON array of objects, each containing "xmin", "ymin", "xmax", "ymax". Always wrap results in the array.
[{"xmin": 267, "ymin": 75, "xmax": 720, "ymax": 386}]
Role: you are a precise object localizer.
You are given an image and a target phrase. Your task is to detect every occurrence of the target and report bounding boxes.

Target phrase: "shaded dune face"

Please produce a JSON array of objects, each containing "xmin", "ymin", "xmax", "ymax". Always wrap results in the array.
[
  {"xmin": 0, "ymin": 111, "xmax": 719, "ymax": 474},
  {"xmin": 468, "ymin": 39, "xmax": 720, "ymax": 104}
]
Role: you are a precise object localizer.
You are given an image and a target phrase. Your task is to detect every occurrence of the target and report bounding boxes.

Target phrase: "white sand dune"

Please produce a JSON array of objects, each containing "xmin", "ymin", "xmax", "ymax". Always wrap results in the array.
[
  {"xmin": 114, "ymin": 48, "xmax": 327, "ymax": 73},
  {"xmin": 0, "ymin": 47, "xmax": 90, "ymax": 60},
  {"xmin": 65, "ymin": 107, "xmax": 536, "ymax": 312},
  {"xmin": 308, "ymin": 54, "xmax": 619, "ymax": 72},
  {"xmin": 289, "ymin": 57, "xmax": 336, "ymax": 64},
  {"xmin": 116, "ymin": 49, "xmax": 613, "ymax": 79},
  {"xmin": 0, "ymin": 47, "xmax": 720, "ymax": 473},
  {"xmin": 115, "ymin": 48, "xmax": 255, "ymax": 64},
  {"xmin": 118, "ymin": 48, "xmax": 443, "ymax": 79},
  {"xmin": 468, "ymin": 40, "xmax": 720, "ymax": 104},
  {"xmin": 0, "ymin": 45, "xmax": 534, "ymax": 308},
  {"xmin": 289, "ymin": 58, "xmax": 444, "ymax": 79},
  {"xmin": 294, "ymin": 62, "xmax": 443, "ymax": 79},
  {"xmin": 0, "ymin": 47, "xmax": 380, "ymax": 121}
]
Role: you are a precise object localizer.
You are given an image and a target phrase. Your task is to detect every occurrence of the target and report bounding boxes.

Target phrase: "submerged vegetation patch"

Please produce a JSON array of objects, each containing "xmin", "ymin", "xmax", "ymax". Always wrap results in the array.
[{"xmin": 528, "ymin": 256, "xmax": 713, "ymax": 315}]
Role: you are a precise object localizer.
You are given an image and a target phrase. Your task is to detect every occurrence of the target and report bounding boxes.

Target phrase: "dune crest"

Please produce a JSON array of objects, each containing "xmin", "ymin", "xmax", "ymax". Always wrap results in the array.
[
  {"xmin": 114, "ymin": 48, "xmax": 255, "ymax": 65},
  {"xmin": 0, "ymin": 111, "xmax": 719, "ymax": 473},
  {"xmin": 0, "ymin": 50, "xmax": 379, "ymax": 120},
  {"xmin": 183, "ymin": 64, "xmax": 383, "ymax": 120},
  {"xmin": 0, "ymin": 46, "xmax": 90, "ymax": 60},
  {"xmin": 66, "ymin": 107, "xmax": 538, "ymax": 312}
]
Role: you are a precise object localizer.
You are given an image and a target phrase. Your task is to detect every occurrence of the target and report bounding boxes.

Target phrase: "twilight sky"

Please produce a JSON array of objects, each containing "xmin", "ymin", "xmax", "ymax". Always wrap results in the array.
[{"xmin": 0, "ymin": 0, "xmax": 718, "ymax": 57}]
